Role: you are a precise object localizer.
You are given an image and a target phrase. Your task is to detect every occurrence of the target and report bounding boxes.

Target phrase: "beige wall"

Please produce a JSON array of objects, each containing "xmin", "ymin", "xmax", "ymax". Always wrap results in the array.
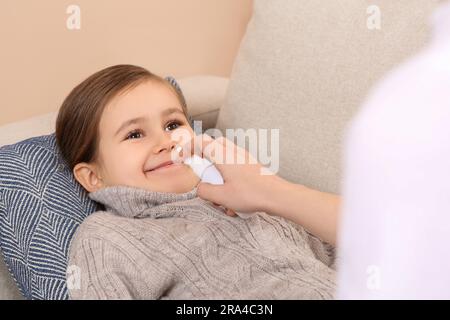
[{"xmin": 0, "ymin": 0, "xmax": 252, "ymax": 126}]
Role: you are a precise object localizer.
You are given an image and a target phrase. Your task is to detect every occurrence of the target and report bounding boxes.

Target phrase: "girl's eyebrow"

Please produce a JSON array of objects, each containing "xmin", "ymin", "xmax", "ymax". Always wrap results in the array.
[
  {"xmin": 114, "ymin": 107, "xmax": 184, "ymax": 137},
  {"xmin": 161, "ymin": 107, "xmax": 185, "ymax": 118},
  {"xmin": 115, "ymin": 116, "xmax": 148, "ymax": 137}
]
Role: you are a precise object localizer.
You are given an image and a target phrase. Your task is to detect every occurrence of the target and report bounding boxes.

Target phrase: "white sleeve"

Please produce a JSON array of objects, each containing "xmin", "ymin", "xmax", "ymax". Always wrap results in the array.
[{"xmin": 336, "ymin": 44, "xmax": 450, "ymax": 299}]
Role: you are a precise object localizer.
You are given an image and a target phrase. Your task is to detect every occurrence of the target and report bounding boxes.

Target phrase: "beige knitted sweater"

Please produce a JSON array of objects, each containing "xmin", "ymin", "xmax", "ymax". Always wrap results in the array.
[{"xmin": 67, "ymin": 185, "xmax": 336, "ymax": 299}]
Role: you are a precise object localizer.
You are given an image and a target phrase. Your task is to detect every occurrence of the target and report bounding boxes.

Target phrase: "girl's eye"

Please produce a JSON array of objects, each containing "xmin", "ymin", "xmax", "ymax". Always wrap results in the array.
[
  {"xmin": 165, "ymin": 120, "xmax": 183, "ymax": 131},
  {"xmin": 125, "ymin": 129, "xmax": 143, "ymax": 140}
]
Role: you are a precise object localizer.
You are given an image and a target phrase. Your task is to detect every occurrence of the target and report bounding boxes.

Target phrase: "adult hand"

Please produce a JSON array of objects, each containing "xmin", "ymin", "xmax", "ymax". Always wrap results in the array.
[
  {"xmin": 172, "ymin": 133, "xmax": 339, "ymax": 245},
  {"xmin": 174, "ymin": 134, "xmax": 288, "ymax": 216}
]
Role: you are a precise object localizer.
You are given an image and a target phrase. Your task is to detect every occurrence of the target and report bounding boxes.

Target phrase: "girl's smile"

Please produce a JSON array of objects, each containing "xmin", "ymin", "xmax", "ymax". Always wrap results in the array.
[{"xmin": 145, "ymin": 162, "xmax": 186, "ymax": 174}]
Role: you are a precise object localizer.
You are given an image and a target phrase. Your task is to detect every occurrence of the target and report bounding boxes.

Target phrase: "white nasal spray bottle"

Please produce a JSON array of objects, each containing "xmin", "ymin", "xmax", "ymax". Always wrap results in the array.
[
  {"xmin": 181, "ymin": 152, "xmax": 254, "ymax": 220},
  {"xmin": 183, "ymin": 154, "xmax": 224, "ymax": 185}
]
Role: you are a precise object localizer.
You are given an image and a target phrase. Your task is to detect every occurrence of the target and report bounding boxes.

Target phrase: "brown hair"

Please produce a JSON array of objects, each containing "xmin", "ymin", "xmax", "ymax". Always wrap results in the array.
[{"xmin": 55, "ymin": 64, "xmax": 188, "ymax": 170}]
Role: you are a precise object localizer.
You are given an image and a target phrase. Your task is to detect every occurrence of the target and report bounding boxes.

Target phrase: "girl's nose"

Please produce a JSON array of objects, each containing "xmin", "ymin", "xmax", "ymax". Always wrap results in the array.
[{"xmin": 152, "ymin": 133, "xmax": 177, "ymax": 154}]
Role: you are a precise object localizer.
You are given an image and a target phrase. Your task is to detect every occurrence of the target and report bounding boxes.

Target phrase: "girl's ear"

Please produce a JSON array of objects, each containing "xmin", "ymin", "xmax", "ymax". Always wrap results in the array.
[{"xmin": 73, "ymin": 162, "xmax": 105, "ymax": 193}]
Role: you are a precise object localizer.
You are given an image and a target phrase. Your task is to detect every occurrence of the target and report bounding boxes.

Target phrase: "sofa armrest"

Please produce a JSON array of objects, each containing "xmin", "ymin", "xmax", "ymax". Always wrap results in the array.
[
  {"xmin": 177, "ymin": 76, "xmax": 229, "ymax": 131},
  {"xmin": 0, "ymin": 112, "xmax": 57, "ymax": 148}
]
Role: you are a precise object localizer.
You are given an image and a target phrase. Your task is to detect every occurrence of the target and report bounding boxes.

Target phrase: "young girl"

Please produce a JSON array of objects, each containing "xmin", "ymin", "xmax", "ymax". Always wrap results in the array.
[{"xmin": 56, "ymin": 64, "xmax": 336, "ymax": 299}]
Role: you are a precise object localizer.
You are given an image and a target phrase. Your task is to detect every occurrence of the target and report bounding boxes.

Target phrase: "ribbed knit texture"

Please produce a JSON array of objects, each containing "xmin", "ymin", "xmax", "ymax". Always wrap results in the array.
[{"xmin": 67, "ymin": 185, "xmax": 336, "ymax": 299}]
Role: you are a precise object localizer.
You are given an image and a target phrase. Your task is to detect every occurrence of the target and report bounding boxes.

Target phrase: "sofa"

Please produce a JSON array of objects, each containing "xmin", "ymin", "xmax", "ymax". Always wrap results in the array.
[{"xmin": 0, "ymin": 0, "xmax": 439, "ymax": 299}]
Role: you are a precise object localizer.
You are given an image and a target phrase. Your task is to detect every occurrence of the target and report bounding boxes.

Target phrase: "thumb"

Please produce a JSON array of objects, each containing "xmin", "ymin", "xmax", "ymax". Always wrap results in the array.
[{"xmin": 197, "ymin": 182, "xmax": 227, "ymax": 206}]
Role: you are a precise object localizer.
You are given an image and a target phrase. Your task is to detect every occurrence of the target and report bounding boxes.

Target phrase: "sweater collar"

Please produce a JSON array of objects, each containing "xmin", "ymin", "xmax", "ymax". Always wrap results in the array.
[{"xmin": 88, "ymin": 185, "xmax": 198, "ymax": 218}]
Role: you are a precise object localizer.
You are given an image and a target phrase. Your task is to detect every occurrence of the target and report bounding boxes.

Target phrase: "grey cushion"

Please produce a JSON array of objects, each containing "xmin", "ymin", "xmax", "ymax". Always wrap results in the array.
[{"xmin": 216, "ymin": 0, "xmax": 438, "ymax": 194}]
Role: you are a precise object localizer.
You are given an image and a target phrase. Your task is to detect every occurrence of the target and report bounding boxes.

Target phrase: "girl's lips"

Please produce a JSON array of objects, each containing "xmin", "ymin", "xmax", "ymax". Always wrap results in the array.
[
  {"xmin": 150, "ymin": 161, "xmax": 173, "ymax": 171},
  {"xmin": 146, "ymin": 162, "xmax": 184, "ymax": 173}
]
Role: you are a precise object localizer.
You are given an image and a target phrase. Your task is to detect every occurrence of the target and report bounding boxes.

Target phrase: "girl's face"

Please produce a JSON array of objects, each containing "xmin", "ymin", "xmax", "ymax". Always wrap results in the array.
[{"xmin": 89, "ymin": 80, "xmax": 199, "ymax": 193}]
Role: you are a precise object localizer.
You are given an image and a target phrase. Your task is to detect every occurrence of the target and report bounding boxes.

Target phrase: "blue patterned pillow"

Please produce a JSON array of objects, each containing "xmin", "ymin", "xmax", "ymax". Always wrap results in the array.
[{"xmin": 0, "ymin": 134, "xmax": 100, "ymax": 299}]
